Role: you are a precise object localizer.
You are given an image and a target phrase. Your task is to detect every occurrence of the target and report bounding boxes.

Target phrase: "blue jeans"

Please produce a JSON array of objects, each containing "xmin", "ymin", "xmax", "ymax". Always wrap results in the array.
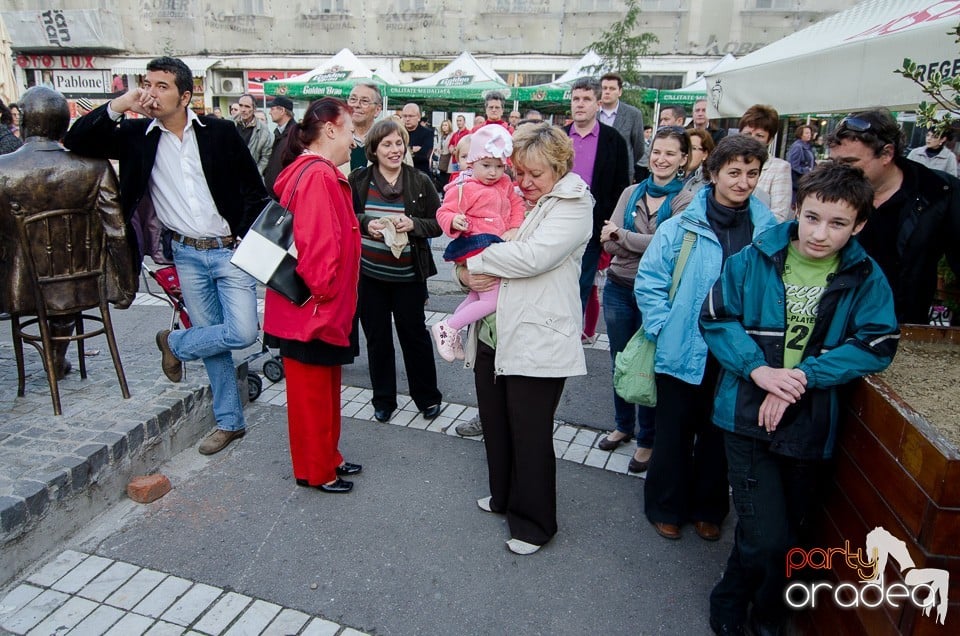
[
  {"xmin": 169, "ymin": 241, "xmax": 259, "ymax": 431},
  {"xmin": 602, "ymin": 278, "xmax": 655, "ymax": 448}
]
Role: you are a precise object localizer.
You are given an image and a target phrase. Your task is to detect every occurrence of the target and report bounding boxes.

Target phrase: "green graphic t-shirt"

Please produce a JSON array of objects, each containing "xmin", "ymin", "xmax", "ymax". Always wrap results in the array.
[{"xmin": 782, "ymin": 243, "xmax": 839, "ymax": 369}]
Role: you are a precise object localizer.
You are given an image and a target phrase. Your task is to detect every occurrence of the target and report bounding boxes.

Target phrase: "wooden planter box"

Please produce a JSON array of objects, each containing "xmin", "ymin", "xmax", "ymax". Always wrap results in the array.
[{"xmin": 803, "ymin": 326, "xmax": 959, "ymax": 634}]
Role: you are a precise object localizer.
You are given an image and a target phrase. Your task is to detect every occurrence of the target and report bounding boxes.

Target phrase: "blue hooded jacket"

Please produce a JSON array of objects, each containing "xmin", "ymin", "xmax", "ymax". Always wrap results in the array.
[{"xmin": 634, "ymin": 186, "xmax": 778, "ymax": 385}]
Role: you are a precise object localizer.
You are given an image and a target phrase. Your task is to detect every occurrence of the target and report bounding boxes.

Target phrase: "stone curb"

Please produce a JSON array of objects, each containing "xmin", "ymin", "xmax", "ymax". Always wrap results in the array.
[{"xmin": 0, "ymin": 357, "xmax": 249, "ymax": 589}]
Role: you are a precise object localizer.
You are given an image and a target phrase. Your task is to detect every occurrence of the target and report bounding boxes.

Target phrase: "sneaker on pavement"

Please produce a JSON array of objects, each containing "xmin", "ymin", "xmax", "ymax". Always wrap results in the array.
[
  {"xmin": 431, "ymin": 320, "xmax": 461, "ymax": 363},
  {"xmin": 506, "ymin": 539, "xmax": 541, "ymax": 555},
  {"xmin": 199, "ymin": 428, "xmax": 245, "ymax": 455},
  {"xmin": 455, "ymin": 415, "xmax": 482, "ymax": 437}
]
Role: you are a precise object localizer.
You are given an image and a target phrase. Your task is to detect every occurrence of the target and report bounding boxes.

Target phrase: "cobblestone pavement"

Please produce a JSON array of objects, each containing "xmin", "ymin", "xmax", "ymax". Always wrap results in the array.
[{"xmin": 0, "ymin": 550, "xmax": 367, "ymax": 636}]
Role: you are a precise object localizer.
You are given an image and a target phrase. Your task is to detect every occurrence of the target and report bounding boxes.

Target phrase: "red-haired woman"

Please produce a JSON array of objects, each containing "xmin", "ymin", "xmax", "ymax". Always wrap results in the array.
[{"xmin": 263, "ymin": 97, "xmax": 362, "ymax": 494}]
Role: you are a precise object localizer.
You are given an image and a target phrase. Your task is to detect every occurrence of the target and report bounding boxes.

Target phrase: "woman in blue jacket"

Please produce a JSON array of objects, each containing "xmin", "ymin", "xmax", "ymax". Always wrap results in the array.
[{"xmin": 634, "ymin": 135, "xmax": 777, "ymax": 542}]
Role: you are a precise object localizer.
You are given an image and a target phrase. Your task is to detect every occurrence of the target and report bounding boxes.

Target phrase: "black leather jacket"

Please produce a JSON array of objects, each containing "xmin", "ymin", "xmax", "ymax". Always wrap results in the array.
[
  {"xmin": 859, "ymin": 156, "xmax": 960, "ymax": 323},
  {"xmin": 349, "ymin": 164, "xmax": 442, "ymax": 281}
]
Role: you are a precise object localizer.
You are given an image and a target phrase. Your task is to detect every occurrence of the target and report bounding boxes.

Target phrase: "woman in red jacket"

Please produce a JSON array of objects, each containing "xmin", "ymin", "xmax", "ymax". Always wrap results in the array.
[{"xmin": 264, "ymin": 97, "xmax": 361, "ymax": 494}]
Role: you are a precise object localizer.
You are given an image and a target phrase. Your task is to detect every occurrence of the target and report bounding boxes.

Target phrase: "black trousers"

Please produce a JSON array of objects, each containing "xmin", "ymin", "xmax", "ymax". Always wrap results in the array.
[
  {"xmin": 358, "ymin": 275, "xmax": 441, "ymax": 412},
  {"xmin": 710, "ymin": 432, "xmax": 822, "ymax": 626},
  {"xmin": 474, "ymin": 342, "xmax": 565, "ymax": 546},
  {"xmin": 644, "ymin": 360, "xmax": 729, "ymax": 526}
]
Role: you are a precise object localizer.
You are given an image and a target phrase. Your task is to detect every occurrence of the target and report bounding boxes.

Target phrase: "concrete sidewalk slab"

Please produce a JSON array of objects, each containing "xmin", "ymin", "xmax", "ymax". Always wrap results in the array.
[{"xmin": 72, "ymin": 402, "xmax": 731, "ymax": 635}]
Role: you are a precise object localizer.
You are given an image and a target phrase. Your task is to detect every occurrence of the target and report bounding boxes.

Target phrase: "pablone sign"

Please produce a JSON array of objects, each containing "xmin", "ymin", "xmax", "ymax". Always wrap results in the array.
[{"xmin": 53, "ymin": 70, "xmax": 109, "ymax": 94}]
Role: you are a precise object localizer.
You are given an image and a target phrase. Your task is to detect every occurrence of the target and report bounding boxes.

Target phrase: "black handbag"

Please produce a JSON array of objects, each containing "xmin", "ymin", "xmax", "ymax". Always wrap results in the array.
[{"xmin": 230, "ymin": 160, "xmax": 318, "ymax": 305}]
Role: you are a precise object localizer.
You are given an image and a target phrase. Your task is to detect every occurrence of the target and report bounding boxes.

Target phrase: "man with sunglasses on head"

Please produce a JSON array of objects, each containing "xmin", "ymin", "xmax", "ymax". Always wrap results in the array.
[{"xmin": 828, "ymin": 109, "xmax": 960, "ymax": 324}]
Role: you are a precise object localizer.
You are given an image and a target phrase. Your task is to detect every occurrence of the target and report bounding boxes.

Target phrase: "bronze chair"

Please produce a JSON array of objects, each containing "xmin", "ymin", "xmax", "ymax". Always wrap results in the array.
[{"xmin": 10, "ymin": 206, "xmax": 130, "ymax": 415}]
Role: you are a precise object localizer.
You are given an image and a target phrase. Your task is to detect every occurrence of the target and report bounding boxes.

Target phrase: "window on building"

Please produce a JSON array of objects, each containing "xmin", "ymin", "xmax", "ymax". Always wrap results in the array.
[
  {"xmin": 236, "ymin": 0, "xmax": 266, "ymax": 15},
  {"xmin": 640, "ymin": 0, "xmax": 686, "ymax": 10},
  {"xmin": 505, "ymin": 72, "xmax": 556, "ymax": 86},
  {"xmin": 393, "ymin": 0, "xmax": 428, "ymax": 11},
  {"xmin": 753, "ymin": 0, "xmax": 797, "ymax": 8},
  {"xmin": 576, "ymin": 0, "xmax": 620, "ymax": 11},
  {"xmin": 492, "ymin": 0, "xmax": 545, "ymax": 11},
  {"xmin": 636, "ymin": 74, "xmax": 684, "ymax": 90},
  {"xmin": 316, "ymin": 0, "xmax": 349, "ymax": 12}
]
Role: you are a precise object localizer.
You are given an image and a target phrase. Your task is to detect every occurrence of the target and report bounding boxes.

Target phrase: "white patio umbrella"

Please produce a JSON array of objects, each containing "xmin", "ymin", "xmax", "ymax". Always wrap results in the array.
[
  {"xmin": 0, "ymin": 14, "xmax": 19, "ymax": 104},
  {"xmin": 704, "ymin": 0, "xmax": 960, "ymax": 116}
]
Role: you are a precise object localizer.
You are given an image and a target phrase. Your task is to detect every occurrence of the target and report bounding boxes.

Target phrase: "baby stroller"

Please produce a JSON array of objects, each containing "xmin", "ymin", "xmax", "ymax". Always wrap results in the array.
[{"xmin": 140, "ymin": 262, "xmax": 285, "ymax": 401}]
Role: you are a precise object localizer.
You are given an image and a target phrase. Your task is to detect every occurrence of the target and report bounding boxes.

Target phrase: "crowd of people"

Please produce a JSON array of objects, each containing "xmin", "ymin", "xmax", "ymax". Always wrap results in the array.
[{"xmin": 3, "ymin": 52, "xmax": 960, "ymax": 635}]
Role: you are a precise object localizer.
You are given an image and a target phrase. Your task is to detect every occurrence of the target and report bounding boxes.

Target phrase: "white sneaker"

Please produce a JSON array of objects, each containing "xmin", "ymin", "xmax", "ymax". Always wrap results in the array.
[
  {"xmin": 506, "ymin": 539, "xmax": 541, "ymax": 555},
  {"xmin": 477, "ymin": 496, "xmax": 493, "ymax": 512},
  {"xmin": 431, "ymin": 320, "xmax": 460, "ymax": 362}
]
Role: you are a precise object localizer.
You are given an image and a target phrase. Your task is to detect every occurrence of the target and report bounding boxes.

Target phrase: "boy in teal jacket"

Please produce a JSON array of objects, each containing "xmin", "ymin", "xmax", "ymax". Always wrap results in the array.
[{"xmin": 700, "ymin": 164, "xmax": 899, "ymax": 635}]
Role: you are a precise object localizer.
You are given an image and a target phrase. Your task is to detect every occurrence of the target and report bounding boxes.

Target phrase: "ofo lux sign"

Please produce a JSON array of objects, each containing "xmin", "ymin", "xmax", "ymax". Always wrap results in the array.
[{"xmin": 783, "ymin": 527, "xmax": 949, "ymax": 626}]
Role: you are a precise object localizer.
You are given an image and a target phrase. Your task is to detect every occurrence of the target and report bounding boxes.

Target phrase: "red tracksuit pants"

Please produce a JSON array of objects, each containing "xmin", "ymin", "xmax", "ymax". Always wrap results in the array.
[{"xmin": 283, "ymin": 357, "xmax": 343, "ymax": 485}]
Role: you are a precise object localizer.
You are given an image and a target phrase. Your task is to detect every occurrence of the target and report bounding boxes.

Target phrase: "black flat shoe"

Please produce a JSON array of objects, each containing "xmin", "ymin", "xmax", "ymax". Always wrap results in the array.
[
  {"xmin": 336, "ymin": 462, "xmax": 362, "ymax": 476},
  {"xmin": 296, "ymin": 477, "xmax": 354, "ymax": 493},
  {"xmin": 597, "ymin": 433, "xmax": 631, "ymax": 451},
  {"xmin": 421, "ymin": 403, "xmax": 442, "ymax": 420},
  {"xmin": 374, "ymin": 408, "xmax": 393, "ymax": 422},
  {"xmin": 319, "ymin": 478, "xmax": 353, "ymax": 493}
]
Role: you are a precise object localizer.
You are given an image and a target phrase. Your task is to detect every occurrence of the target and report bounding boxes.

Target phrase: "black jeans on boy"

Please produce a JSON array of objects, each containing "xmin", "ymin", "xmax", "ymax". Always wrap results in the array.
[{"xmin": 710, "ymin": 432, "xmax": 822, "ymax": 628}]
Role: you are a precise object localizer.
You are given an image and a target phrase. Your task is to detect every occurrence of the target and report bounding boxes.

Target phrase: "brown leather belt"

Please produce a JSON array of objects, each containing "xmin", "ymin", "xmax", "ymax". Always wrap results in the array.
[{"xmin": 170, "ymin": 232, "xmax": 234, "ymax": 250}]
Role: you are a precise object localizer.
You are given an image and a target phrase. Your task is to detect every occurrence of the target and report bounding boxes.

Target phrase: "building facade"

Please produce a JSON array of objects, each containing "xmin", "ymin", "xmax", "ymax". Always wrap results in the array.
[{"xmin": 2, "ymin": 0, "xmax": 859, "ymax": 112}]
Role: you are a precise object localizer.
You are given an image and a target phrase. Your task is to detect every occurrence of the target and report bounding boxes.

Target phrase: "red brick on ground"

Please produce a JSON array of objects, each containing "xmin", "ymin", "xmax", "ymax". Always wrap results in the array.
[{"xmin": 126, "ymin": 474, "xmax": 172, "ymax": 503}]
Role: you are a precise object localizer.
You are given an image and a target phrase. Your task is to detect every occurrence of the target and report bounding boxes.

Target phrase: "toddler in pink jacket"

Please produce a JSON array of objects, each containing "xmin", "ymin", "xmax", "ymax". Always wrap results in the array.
[{"xmin": 432, "ymin": 124, "xmax": 526, "ymax": 361}]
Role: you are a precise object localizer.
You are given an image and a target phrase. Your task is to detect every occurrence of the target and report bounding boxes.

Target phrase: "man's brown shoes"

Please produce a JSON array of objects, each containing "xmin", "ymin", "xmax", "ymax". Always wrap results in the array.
[
  {"xmin": 653, "ymin": 522, "xmax": 681, "ymax": 540},
  {"xmin": 198, "ymin": 428, "xmax": 246, "ymax": 455},
  {"xmin": 156, "ymin": 329, "xmax": 182, "ymax": 383},
  {"xmin": 695, "ymin": 521, "xmax": 721, "ymax": 541}
]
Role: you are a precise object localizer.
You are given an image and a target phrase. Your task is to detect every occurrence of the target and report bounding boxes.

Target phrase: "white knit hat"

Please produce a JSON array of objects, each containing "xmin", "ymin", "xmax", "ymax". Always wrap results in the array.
[{"xmin": 465, "ymin": 124, "xmax": 513, "ymax": 165}]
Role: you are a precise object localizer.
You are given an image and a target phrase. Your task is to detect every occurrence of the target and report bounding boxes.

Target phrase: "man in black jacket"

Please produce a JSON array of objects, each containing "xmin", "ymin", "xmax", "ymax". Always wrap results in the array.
[
  {"xmin": 564, "ymin": 77, "xmax": 630, "ymax": 313},
  {"xmin": 64, "ymin": 56, "xmax": 268, "ymax": 455},
  {"xmin": 828, "ymin": 109, "xmax": 960, "ymax": 324},
  {"xmin": 263, "ymin": 95, "xmax": 296, "ymax": 197}
]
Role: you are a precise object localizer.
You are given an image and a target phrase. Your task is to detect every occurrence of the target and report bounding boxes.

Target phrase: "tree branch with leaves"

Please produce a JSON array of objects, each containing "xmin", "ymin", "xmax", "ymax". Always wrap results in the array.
[
  {"xmin": 897, "ymin": 23, "xmax": 960, "ymax": 135},
  {"xmin": 585, "ymin": 0, "xmax": 658, "ymax": 114}
]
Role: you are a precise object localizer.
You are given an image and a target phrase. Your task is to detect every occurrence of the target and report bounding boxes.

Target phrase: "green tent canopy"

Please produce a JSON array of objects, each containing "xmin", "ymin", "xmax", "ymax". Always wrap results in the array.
[
  {"xmin": 384, "ymin": 52, "xmax": 512, "ymax": 107},
  {"xmin": 264, "ymin": 48, "xmax": 383, "ymax": 100},
  {"xmin": 515, "ymin": 51, "xmax": 658, "ymax": 111}
]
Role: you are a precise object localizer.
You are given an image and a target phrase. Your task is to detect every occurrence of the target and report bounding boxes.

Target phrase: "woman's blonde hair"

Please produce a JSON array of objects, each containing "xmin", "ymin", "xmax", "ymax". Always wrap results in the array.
[{"xmin": 511, "ymin": 123, "xmax": 573, "ymax": 178}]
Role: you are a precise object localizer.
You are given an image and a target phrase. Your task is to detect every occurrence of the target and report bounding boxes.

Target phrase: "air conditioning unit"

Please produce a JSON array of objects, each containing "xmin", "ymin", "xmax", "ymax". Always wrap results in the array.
[{"xmin": 219, "ymin": 76, "xmax": 244, "ymax": 95}]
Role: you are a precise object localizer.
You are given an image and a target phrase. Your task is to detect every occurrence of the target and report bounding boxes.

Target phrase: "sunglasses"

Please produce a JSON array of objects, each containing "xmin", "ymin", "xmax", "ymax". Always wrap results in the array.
[
  {"xmin": 658, "ymin": 125, "xmax": 686, "ymax": 133},
  {"xmin": 839, "ymin": 116, "xmax": 874, "ymax": 132}
]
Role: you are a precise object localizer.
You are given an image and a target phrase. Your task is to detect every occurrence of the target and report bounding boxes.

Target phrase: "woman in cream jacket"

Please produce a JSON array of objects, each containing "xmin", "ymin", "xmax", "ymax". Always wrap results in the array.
[{"xmin": 456, "ymin": 123, "xmax": 592, "ymax": 555}]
